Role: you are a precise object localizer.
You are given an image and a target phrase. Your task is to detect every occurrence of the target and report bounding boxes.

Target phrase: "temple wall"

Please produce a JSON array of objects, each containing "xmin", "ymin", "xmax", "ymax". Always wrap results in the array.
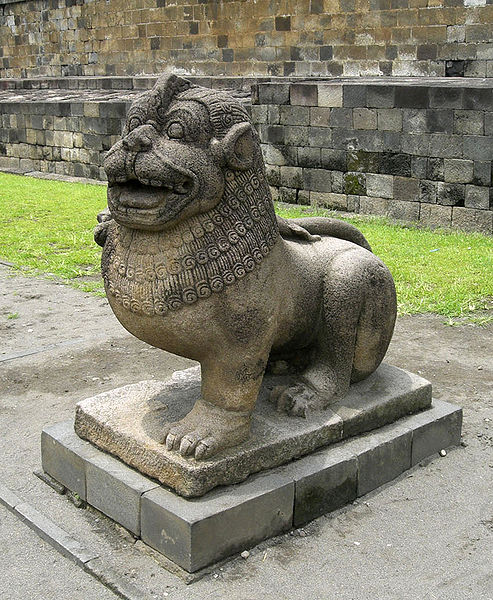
[{"xmin": 1, "ymin": 0, "xmax": 492, "ymax": 79}]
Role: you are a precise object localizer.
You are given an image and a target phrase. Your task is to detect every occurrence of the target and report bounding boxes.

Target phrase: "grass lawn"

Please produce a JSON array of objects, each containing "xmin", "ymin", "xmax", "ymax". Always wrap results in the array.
[{"xmin": 0, "ymin": 172, "xmax": 492, "ymax": 323}]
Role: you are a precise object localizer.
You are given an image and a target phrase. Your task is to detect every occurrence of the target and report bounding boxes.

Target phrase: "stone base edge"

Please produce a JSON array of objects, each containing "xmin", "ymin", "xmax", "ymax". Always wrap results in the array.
[{"xmin": 41, "ymin": 399, "xmax": 462, "ymax": 573}]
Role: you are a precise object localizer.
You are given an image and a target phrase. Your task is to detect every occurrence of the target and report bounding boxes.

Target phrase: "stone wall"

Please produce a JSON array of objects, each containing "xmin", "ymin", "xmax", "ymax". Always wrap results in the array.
[
  {"xmin": 252, "ymin": 78, "xmax": 493, "ymax": 233},
  {"xmin": 0, "ymin": 76, "xmax": 250, "ymax": 180},
  {"xmin": 1, "ymin": 0, "xmax": 493, "ymax": 79}
]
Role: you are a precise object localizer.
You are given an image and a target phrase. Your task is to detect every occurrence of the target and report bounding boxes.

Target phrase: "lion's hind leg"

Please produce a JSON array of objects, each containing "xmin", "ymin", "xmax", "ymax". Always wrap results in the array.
[{"xmin": 302, "ymin": 247, "xmax": 397, "ymax": 406}]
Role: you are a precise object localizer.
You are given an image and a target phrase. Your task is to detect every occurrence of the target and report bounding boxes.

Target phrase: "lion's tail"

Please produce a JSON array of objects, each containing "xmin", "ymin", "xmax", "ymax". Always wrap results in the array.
[{"xmin": 279, "ymin": 216, "xmax": 372, "ymax": 252}]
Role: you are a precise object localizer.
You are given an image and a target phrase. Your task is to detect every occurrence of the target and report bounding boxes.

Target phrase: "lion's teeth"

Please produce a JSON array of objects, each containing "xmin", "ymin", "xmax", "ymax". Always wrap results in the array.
[
  {"xmin": 141, "ymin": 178, "xmax": 151, "ymax": 186},
  {"xmin": 151, "ymin": 180, "xmax": 162, "ymax": 187}
]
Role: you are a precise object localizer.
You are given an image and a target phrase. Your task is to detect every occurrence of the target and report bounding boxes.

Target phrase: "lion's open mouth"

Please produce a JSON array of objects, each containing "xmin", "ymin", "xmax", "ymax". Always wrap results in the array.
[{"xmin": 107, "ymin": 175, "xmax": 198, "ymax": 230}]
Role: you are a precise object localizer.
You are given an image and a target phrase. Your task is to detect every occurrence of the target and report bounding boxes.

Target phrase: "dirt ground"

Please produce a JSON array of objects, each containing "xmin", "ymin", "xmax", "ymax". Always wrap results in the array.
[{"xmin": 1, "ymin": 264, "xmax": 492, "ymax": 600}]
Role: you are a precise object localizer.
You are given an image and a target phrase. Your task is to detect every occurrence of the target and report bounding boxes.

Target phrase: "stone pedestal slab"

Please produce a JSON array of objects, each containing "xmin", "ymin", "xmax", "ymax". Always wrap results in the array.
[
  {"xmin": 74, "ymin": 363, "xmax": 432, "ymax": 497},
  {"xmin": 42, "ymin": 399, "xmax": 462, "ymax": 573}
]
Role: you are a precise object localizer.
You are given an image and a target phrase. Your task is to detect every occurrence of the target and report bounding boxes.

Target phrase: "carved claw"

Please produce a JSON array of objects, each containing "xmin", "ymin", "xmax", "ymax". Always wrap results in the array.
[{"xmin": 270, "ymin": 383, "xmax": 317, "ymax": 418}]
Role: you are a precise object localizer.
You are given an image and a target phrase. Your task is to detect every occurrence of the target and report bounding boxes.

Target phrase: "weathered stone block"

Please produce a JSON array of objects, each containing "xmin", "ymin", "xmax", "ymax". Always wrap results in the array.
[
  {"xmin": 280, "ymin": 165, "xmax": 303, "ymax": 188},
  {"xmin": 419, "ymin": 179, "xmax": 437, "ymax": 204},
  {"xmin": 454, "ymin": 110, "xmax": 484, "ymax": 135},
  {"xmin": 41, "ymin": 422, "xmax": 99, "ymax": 501},
  {"xmin": 360, "ymin": 195, "xmax": 389, "ymax": 215},
  {"xmin": 463, "ymin": 135, "xmax": 493, "ymax": 161},
  {"xmin": 86, "ymin": 453, "xmax": 159, "ymax": 536},
  {"xmin": 353, "ymin": 108, "xmax": 377, "ymax": 130},
  {"xmin": 290, "ymin": 447, "xmax": 357, "ymax": 527},
  {"xmin": 310, "ymin": 107, "xmax": 331, "ymax": 127},
  {"xmin": 318, "ymin": 84, "xmax": 343, "ymax": 107},
  {"xmin": 311, "ymin": 191, "xmax": 347, "ymax": 210},
  {"xmin": 401, "ymin": 400, "xmax": 462, "ymax": 465},
  {"xmin": 290, "ymin": 83, "xmax": 318, "ymax": 106},
  {"xmin": 367, "ymin": 85, "xmax": 395, "ymax": 108},
  {"xmin": 366, "ymin": 173, "xmax": 394, "ymax": 198},
  {"xmin": 303, "ymin": 167, "xmax": 332, "ymax": 192},
  {"xmin": 298, "ymin": 147, "xmax": 322, "ymax": 168},
  {"xmin": 419, "ymin": 203, "xmax": 452, "ymax": 228},
  {"xmin": 343, "ymin": 85, "xmax": 367, "ymax": 108},
  {"xmin": 443, "ymin": 158, "xmax": 474, "ymax": 183},
  {"xmin": 141, "ymin": 472, "xmax": 294, "ymax": 572},
  {"xmin": 257, "ymin": 84, "xmax": 290, "ymax": 105},
  {"xmin": 320, "ymin": 148, "xmax": 345, "ymax": 171},
  {"xmin": 377, "ymin": 108, "xmax": 403, "ymax": 131},
  {"xmin": 394, "ymin": 176, "xmax": 419, "ymax": 202},
  {"xmin": 388, "ymin": 199, "xmax": 420, "ymax": 221},
  {"xmin": 465, "ymin": 185, "xmax": 490, "ymax": 210},
  {"xmin": 437, "ymin": 182, "xmax": 465, "ymax": 206},
  {"xmin": 452, "ymin": 206, "xmax": 493, "ymax": 233},
  {"xmin": 355, "ymin": 426, "xmax": 412, "ymax": 496},
  {"xmin": 276, "ymin": 105, "xmax": 309, "ymax": 128}
]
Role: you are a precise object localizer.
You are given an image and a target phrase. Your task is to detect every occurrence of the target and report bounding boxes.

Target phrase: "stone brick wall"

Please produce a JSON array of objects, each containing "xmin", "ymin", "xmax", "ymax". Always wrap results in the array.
[
  {"xmin": 1, "ymin": 0, "xmax": 493, "ymax": 79},
  {"xmin": 0, "ymin": 78, "xmax": 250, "ymax": 180},
  {"xmin": 252, "ymin": 78, "xmax": 493, "ymax": 233}
]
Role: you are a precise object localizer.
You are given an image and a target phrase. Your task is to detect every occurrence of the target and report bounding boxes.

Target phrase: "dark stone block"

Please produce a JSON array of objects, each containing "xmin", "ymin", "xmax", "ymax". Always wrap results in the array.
[
  {"xmin": 283, "ymin": 62, "xmax": 295, "ymax": 76},
  {"xmin": 463, "ymin": 136, "xmax": 492, "ymax": 161},
  {"xmin": 445, "ymin": 60, "xmax": 466, "ymax": 77},
  {"xmin": 330, "ymin": 108, "xmax": 353, "ymax": 129},
  {"xmin": 343, "ymin": 85, "xmax": 367, "ymax": 108},
  {"xmin": 275, "ymin": 16, "xmax": 291, "ymax": 31},
  {"xmin": 222, "ymin": 49, "xmax": 234, "ymax": 62},
  {"xmin": 217, "ymin": 34, "xmax": 228, "ymax": 48},
  {"xmin": 156, "ymin": 0, "xmax": 166, "ymax": 7},
  {"xmin": 293, "ymin": 449, "xmax": 357, "ymax": 526},
  {"xmin": 298, "ymin": 147, "xmax": 322, "ymax": 168},
  {"xmin": 426, "ymin": 110, "xmax": 453, "ymax": 133},
  {"xmin": 347, "ymin": 150, "xmax": 380, "ymax": 173},
  {"xmin": 427, "ymin": 157, "xmax": 444, "ymax": 180},
  {"xmin": 395, "ymin": 86, "xmax": 430, "ymax": 109},
  {"xmin": 417, "ymin": 45, "xmax": 437, "ymax": 60},
  {"xmin": 321, "ymin": 148, "xmax": 346, "ymax": 171},
  {"xmin": 380, "ymin": 152, "xmax": 412, "ymax": 177},
  {"xmin": 429, "ymin": 87, "xmax": 463, "ymax": 109},
  {"xmin": 150, "ymin": 37, "xmax": 160, "ymax": 50},
  {"xmin": 258, "ymin": 84, "xmax": 290, "ymax": 105},
  {"xmin": 310, "ymin": 0, "xmax": 324, "ymax": 13},
  {"xmin": 367, "ymin": 85, "xmax": 395, "ymax": 108},
  {"xmin": 189, "ymin": 21, "xmax": 198, "ymax": 35},
  {"xmin": 420, "ymin": 179, "xmax": 437, "ymax": 204},
  {"xmin": 463, "ymin": 88, "xmax": 493, "ymax": 111},
  {"xmin": 290, "ymin": 46, "xmax": 302, "ymax": 61},
  {"xmin": 290, "ymin": 84, "xmax": 318, "ymax": 106},
  {"xmin": 472, "ymin": 161, "xmax": 491, "ymax": 187},
  {"xmin": 437, "ymin": 182, "xmax": 465, "ymax": 206},
  {"xmin": 320, "ymin": 46, "xmax": 333, "ymax": 60},
  {"xmin": 344, "ymin": 172, "xmax": 366, "ymax": 195}
]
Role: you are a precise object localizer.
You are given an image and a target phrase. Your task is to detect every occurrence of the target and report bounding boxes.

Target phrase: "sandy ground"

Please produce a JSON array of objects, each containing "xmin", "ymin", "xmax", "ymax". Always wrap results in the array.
[{"xmin": 0, "ymin": 264, "xmax": 492, "ymax": 600}]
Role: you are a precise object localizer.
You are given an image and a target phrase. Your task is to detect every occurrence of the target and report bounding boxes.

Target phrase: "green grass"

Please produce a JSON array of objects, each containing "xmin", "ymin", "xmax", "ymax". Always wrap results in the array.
[{"xmin": 0, "ymin": 172, "xmax": 492, "ymax": 322}]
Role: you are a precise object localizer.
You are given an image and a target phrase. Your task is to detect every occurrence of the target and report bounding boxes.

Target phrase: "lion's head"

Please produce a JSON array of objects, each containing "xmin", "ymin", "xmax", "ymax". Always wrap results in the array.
[{"xmin": 104, "ymin": 74, "xmax": 265, "ymax": 232}]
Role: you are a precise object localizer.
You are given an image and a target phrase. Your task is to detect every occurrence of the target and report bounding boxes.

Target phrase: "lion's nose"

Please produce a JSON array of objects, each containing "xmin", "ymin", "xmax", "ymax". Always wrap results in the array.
[{"xmin": 122, "ymin": 125, "xmax": 155, "ymax": 152}]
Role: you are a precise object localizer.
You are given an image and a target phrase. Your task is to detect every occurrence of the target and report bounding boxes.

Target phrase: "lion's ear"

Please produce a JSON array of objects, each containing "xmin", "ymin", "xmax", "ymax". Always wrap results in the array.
[{"xmin": 221, "ymin": 123, "xmax": 255, "ymax": 171}]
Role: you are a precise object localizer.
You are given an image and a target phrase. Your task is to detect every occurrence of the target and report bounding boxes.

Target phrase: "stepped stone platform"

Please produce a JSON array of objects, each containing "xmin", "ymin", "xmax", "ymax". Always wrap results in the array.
[
  {"xmin": 42, "ymin": 384, "xmax": 462, "ymax": 573},
  {"xmin": 72, "ymin": 364, "xmax": 431, "ymax": 498}
]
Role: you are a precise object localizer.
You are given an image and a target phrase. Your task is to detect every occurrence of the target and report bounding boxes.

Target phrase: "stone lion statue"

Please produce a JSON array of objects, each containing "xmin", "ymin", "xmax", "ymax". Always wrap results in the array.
[{"xmin": 95, "ymin": 73, "xmax": 397, "ymax": 460}]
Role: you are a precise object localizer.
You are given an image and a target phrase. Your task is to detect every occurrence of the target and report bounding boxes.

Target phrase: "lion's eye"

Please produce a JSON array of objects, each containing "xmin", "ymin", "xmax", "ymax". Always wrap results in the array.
[{"xmin": 167, "ymin": 122, "xmax": 185, "ymax": 139}]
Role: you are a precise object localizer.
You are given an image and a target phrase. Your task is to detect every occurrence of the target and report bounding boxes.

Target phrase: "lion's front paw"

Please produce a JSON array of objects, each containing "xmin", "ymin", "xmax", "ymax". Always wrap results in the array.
[{"xmin": 161, "ymin": 402, "xmax": 251, "ymax": 460}]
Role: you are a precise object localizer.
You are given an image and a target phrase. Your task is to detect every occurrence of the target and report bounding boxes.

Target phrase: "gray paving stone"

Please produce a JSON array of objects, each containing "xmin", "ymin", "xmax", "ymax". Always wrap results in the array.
[
  {"xmin": 86, "ymin": 453, "xmax": 159, "ymax": 536},
  {"xmin": 402, "ymin": 400, "xmax": 463, "ymax": 465},
  {"xmin": 141, "ymin": 472, "xmax": 294, "ymax": 572},
  {"xmin": 14, "ymin": 501, "xmax": 98, "ymax": 567},
  {"xmin": 0, "ymin": 481, "xmax": 22, "ymax": 511}
]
